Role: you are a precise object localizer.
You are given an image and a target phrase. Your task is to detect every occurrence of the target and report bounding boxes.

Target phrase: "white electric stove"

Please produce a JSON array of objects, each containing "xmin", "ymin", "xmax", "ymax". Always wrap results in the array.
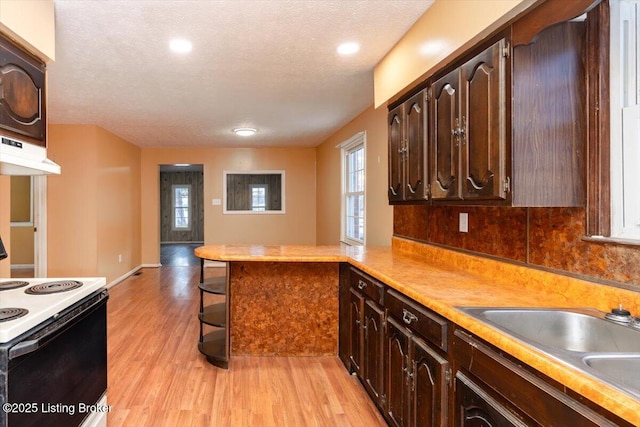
[
  {"xmin": 0, "ymin": 277, "xmax": 108, "ymax": 427},
  {"xmin": 0, "ymin": 277, "xmax": 106, "ymax": 343}
]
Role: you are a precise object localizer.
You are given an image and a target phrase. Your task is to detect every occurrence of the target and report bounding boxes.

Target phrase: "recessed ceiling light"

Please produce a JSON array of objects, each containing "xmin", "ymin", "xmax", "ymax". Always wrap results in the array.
[
  {"xmin": 233, "ymin": 127, "xmax": 257, "ymax": 137},
  {"xmin": 337, "ymin": 42, "xmax": 360, "ymax": 55},
  {"xmin": 169, "ymin": 38, "xmax": 192, "ymax": 54}
]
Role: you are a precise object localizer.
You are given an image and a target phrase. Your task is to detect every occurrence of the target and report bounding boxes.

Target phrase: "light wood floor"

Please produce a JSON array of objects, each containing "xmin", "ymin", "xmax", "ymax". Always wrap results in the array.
[{"xmin": 106, "ymin": 266, "xmax": 387, "ymax": 427}]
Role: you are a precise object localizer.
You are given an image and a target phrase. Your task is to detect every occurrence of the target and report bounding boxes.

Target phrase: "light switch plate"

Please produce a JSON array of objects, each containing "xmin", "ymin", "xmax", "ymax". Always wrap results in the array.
[
  {"xmin": 459, "ymin": 213, "xmax": 469, "ymax": 233},
  {"xmin": 212, "ymin": 198, "xmax": 221, "ymax": 206}
]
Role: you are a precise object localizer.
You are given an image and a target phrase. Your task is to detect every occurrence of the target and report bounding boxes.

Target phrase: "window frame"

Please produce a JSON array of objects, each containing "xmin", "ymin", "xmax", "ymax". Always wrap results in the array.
[
  {"xmin": 339, "ymin": 132, "xmax": 366, "ymax": 246},
  {"xmin": 586, "ymin": 0, "xmax": 640, "ymax": 246},
  {"xmin": 172, "ymin": 184, "xmax": 191, "ymax": 231}
]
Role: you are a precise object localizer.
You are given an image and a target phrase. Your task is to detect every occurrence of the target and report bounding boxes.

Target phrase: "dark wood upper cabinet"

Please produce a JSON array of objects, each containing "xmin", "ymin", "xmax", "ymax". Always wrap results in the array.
[
  {"xmin": 460, "ymin": 39, "xmax": 508, "ymax": 201},
  {"xmin": 431, "ymin": 39, "xmax": 508, "ymax": 202},
  {"xmin": 0, "ymin": 34, "xmax": 46, "ymax": 146},
  {"xmin": 511, "ymin": 21, "xmax": 586, "ymax": 207},
  {"xmin": 388, "ymin": 106, "xmax": 405, "ymax": 202},
  {"xmin": 388, "ymin": 90, "xmax": 428, "ymax": 204},
  {"xmin": 431, "ymin": 69, "xmax": 460, "ymax": 200},
  {"xmin": 391, "ymin": 18, "xmax": 587, "ymax": 207},
  {"xmin": 404, "ymin": 91, "xmax": 427, "ymax": 201}
]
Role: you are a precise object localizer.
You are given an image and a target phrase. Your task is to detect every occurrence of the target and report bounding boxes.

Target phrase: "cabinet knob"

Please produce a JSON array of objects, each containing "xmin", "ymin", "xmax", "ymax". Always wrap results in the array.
[{"xmin": 357, "ymin": 280, "xmax": 367, "ymax": 290}]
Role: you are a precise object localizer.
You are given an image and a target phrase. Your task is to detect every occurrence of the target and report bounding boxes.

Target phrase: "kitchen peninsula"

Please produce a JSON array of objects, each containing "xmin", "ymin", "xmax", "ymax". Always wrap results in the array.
[{"xmin": 195, "ymin": 238, "xmax": 640, "ymax": 426}]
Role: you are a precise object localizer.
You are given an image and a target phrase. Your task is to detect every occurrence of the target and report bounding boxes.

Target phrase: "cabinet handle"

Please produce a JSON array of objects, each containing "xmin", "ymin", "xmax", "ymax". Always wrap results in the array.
[
  {"xmin": 402, "ymin": 309, "xmax": 418, "ymax": 325},
  {"xmin": 389, "ymin": 186, "xmax": 398, "ymax": 196},
  {"xmin": 357, "ymin": 280, "xmax": 367, "ymax": 290}
]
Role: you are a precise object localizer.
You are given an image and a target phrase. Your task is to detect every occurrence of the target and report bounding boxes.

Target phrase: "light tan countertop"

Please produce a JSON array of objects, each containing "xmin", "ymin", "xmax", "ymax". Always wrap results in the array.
[{"xmin": 194, "ymin": 238, "xmax": 640, "ymax": 425}]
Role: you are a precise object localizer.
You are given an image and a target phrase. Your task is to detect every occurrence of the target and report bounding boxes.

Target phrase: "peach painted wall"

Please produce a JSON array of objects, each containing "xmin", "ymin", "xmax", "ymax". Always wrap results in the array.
[
  {"xmin": 374, "ymin": 0, "xmax": 535, "ymax": 107},
  {"xmin": 9, "ymin": 176, "xmax": 33, "ymax": 266},
  {"xmin": 0, "ymin": 0, "xmax": 55, "ymax": 61},
  {"xmin": 316, "ymin": 105, "xmax": 392, "ymax": 247},
  {"xmin": 141, "ymin": 147, "xmax": 316, "ymax": 265},
  {"xmin": 47, "ymin": 125, "xmax": 141, "ymax": 282},
  {"xmin": 0, "ymin": 176, "xmax": 10, "ymax": 276}
]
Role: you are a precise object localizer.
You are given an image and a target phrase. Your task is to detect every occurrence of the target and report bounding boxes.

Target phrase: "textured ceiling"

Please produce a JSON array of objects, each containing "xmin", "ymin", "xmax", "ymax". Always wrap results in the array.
[{"xmin": 47, "ymin": 0, "xmax": 433, "ymax": 148}]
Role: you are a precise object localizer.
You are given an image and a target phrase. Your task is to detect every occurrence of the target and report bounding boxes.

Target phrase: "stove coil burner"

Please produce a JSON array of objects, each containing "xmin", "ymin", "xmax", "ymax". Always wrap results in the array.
[
  {"xmin": 0, "ymin": 307, "xmax": 29, "ymax": 322},
  {"xmin": 0, "ymin": 280, "xmax": 30, "ymax": 291},
  {"xmin": 25, "ymin": 280, "xmax": 83, "ymax": 295}
]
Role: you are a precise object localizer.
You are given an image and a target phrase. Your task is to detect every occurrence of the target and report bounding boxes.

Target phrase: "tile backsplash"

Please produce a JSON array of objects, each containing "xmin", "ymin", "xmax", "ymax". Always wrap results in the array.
[{"xmin": 394, "ymin": 205, "xmax": 639, "ymax": 289}]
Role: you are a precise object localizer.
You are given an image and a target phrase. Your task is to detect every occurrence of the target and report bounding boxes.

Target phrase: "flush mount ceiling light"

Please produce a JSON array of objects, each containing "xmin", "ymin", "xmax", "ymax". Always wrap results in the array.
[
  {"xmin": 233, "ymin": 127, "xmax": 257, "ymax": 137},
  {"xmin": 337, "ymin": 42, "xmax": 360, "ymax": 55},
  {"xmin": 169, "ymin": 38, "xmax": 192, "ymax": 54}
]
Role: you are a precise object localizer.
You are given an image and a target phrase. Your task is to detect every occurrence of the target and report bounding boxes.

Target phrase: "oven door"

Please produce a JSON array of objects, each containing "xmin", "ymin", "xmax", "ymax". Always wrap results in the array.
[{"xmin": 5, "ymin": 290, "xmax": 108, "ymax": 427}]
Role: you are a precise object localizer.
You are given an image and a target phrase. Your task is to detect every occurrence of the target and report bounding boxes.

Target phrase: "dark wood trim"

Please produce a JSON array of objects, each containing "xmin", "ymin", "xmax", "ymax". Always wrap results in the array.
[
  {"xmin": 511, "ymin": 0, "xmax": 600, "ymax": 46},
  {"xmin": 585, "ymin": 0, "xmax": 611, "ymax": 237}
]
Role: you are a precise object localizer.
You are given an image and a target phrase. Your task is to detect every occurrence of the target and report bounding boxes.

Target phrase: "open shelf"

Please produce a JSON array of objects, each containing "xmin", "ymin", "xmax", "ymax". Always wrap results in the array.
[
  {"xmin": 199, "ymin": 276, "xmax": 226, "ymax": 295},
  {"xmin": 197, "ymin": 257, "xmax": 229, "ymax": 369},
  {"xmin": 199, "ymin": 302, "xmax": 226, "ymax": 327}
]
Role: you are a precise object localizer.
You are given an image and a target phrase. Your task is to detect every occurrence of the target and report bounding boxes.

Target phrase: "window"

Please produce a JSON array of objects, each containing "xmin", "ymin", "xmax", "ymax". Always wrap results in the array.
[
  {"xmin": 610, "ymin": 0, "xmax": 640, "ymax": 241},
  {"xmin": 340, "ymin": 132, "xmax": 365, "ymax": 245},
  {"xmin": 172, "ymin": 185, "xmax": 191, "ymax": 230},
  {"xmin": 250, "ymin": 184, "xmax": 267, "ymax": 211},
  {"xmin": 223, "ymin": 171, "xmax": 285, "ymax": 214},
  {"xmin": 586, "ymin": 0, "xmax": 639, "ymax": 244}
]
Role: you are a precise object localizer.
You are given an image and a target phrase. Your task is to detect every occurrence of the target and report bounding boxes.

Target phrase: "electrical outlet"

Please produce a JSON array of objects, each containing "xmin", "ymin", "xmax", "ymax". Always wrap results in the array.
[
  {"xmin": 118, "ymin": 254, "xmax": 122, "ymax": 263},
  {"xmin": 459, "ymin": 213, "xmax": 469, "ymax": 233}
]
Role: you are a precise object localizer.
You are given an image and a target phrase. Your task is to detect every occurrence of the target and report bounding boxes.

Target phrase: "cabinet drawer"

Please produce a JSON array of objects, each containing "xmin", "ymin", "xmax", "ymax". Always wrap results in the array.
[
  {"xmin": 350, "ymin": 268, "xmax": 384, "ymax": 305},
  {"xmin": 452, "ymin": 329, "xmax": 627, "ymax": 427},
  {"xmin": 386, "ymin": 288, "xmax": 448, "ymax": 352}
]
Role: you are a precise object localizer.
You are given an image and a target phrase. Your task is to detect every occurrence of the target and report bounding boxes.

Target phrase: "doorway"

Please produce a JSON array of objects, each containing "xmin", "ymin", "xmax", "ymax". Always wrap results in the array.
[{"xmin": 158, "ymin": 164, "xmax": 204, "ymax": 266}]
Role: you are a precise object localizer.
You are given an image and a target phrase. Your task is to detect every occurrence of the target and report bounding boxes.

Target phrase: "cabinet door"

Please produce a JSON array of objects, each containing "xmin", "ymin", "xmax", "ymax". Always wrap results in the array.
[
  {"xmin": 412, "ymin": 337, "xmax": 449, "ymax": 427},
  {"xmin": 454, "ymin": 372, "xmax": 529, "ymax": 427},
  {"xmin": 0, "ymin": 35, "xmax": 46, "ymax": 145},
  {"xmin": 349, "ymin": 288, "xmax": 364, "ymax": 375},
  {"xmin": 460, "ymin": 39, "xmax": 508, "ymax": 200},
  {"xmin": 363, "ymin": 299, "xmax": 385, "ymax": 405},
  {"xmin": 431, "ymin": 68, "xmax": 461, "ymax": 200},
  {"xmin": 404, "ymin": 91, "xmax": 428, "ymax": 201},
  {"xmin": 386, "ymin": 317, "xmax": 411, "ymax": 427},
  {"xmin": 388, "ymin": 105, "xmax": 405, "ymax": 202}
]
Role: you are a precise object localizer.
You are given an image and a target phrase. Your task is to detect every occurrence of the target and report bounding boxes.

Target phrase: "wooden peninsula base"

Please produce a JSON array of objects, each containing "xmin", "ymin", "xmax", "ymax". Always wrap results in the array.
[{"xmin": 229, "ymin": 261, "xmax": 339, "ymax": 356}]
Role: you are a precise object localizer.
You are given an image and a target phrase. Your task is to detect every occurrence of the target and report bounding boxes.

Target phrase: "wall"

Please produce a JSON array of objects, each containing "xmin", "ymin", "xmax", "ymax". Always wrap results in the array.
[
  {"xmin": 0, "ymin": 0, "xmax": 55, "ymax": 61},
  {"xmin": 141, "ymin": 147, "xmax": 316, "ymax": 265},
  {"xmin": 0, "ymin": 176, "xmax": 9, "ymax": 276},
  {"xmin": 395, "ymin": 205, "xmax": 640, "ymax": 289},
  {"xmin": 374, "ymin": 0, "xmax": 534, "ymax": 107},
  {"xmin": 47, "ymin": 125, "xmax": 141, "ymax": 282},
  {"xmin": 9, "ymin": 176, "xmax": 33, "ymax": 266},
  {"xmin": 316, "ymin": 105, "xmax": 392, "ymax": 247}
]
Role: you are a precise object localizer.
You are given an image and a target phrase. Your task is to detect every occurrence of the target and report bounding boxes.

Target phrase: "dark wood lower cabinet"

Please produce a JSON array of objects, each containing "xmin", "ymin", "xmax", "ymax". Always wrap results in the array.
[
  {"xmin": 339, "ymin": 267, "xmax": 633, "ymax": 427},
  {"xmin": 363, "ymin": 298, "xmax": 385, "ymax": 404},
  {"xmin": 455, "ymin": 372, "xmax": 529, "ymax": 427},
  {"xmin": 348, "ymin": 288, "xmax": 364, "ymax": 376},
  {"xmin": 387, "ymin": 318, "xmax": 411, "ymax": 427},
  {"xmin": 386, "ymin": 316, "xmax": 449, "ymax": 427}
]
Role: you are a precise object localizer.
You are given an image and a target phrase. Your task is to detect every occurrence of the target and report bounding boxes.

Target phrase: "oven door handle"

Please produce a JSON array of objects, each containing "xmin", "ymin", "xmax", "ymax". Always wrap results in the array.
[
  {"xmin": 8, "ymin": 290, "xmax": 108, "ymax": 360},
  {"xmin": 8, "ymin": 338, "xmax": 40, "ymax": 359}
]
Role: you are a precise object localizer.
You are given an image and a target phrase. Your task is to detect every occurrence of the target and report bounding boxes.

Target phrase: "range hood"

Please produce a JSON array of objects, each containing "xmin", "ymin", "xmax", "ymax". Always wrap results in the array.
[{"xmin": 0, "ymin": 136, "xmax": 61, "ymax": 176}]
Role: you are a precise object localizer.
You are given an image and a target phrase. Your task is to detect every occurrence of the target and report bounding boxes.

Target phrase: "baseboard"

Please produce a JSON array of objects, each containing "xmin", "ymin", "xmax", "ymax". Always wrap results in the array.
[
  {"xmin": 10, "ymin": 264, "xmax": 35, "ymax": 270},
  {"xmin": 107, "ymin": 265, "xmax": 143, "ymax": 289}
]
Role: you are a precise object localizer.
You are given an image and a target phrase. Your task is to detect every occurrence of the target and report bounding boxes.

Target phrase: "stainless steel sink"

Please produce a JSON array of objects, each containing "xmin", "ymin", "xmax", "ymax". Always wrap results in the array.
[
  {"xmin": 474, "ymin": 308, "xmax": 640, "ymax": 353},
  {"xmin": 457, "ymin": 307, "xmax": 640, "ymax": 399}
]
